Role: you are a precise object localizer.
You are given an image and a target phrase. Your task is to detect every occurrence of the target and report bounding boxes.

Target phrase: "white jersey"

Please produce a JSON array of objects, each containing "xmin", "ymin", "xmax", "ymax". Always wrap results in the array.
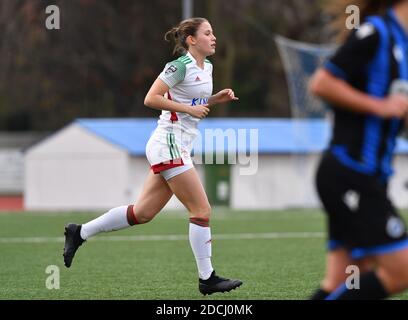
[
  {"xmin": 157, "ymin": 51, "xmax": 213, "ymax": 140},
  {"xmin": 146, "ymin": 52, "xmax": 213, "ymax": 171}
]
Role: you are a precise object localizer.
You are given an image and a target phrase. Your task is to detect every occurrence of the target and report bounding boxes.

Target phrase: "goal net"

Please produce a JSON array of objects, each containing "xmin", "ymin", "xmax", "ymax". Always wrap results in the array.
[
  {"xmin": 275, "ymin": 35, "xmax": 338, "ymax": 200},
  {"xmin": 275, "ymin": 35, "xmax": 337, "ymax": 119}
]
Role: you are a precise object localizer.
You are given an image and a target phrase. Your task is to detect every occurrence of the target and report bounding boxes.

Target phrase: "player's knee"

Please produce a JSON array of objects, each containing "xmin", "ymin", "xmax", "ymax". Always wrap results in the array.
[
  {"xmin": 135, "ymin": 209, "xmax": 158, "ymax": 224},
  {"xmin": 135, "ymin": 214, "xmax": 152, "ymax": 224},
  {"xmin": 391, "ymin": 268, "xmax": 408, "ymax": 291},
  {"xmin": 194, "ymin": 204, "xmax": 212, "ymax": 220},
  {"xmin": 189, "ymin": 204, "xmax": 212, "ymax": 227},
  {"xmin": 130, "ymin": 206, "xmax": 155, "ymax": 225},
  {"xmin": 379, "ymin": 266, "xmax": 408, "ymax": 293}
]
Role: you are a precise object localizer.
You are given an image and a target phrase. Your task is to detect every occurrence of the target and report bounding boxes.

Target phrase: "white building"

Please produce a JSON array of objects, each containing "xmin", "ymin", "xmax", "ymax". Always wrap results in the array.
[
  {"xmin": 0, "ymin": 132, "xmax": 45, "ymax": 210},
  {"xmin": 24, "ymin": 119, "xmax": 408, "ymax": 211},
  {"xmin": 24, "ymin": 119, "xmax": 188, "ymax": 211}
]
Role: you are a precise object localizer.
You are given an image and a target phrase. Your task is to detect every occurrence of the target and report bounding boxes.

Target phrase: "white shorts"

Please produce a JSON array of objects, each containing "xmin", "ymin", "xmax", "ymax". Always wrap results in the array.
[
  {"xmin": 160, "ymin": 163, "xmax": 194, "ymax": 181},
  {"xmin": 146, "ymin": 129, "xmax": 193, "ymax": 178}
]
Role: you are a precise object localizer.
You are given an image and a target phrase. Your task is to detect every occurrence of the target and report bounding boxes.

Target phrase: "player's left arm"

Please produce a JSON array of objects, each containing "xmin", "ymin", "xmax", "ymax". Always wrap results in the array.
[{"xmin": 208, "ymin": 89, "xmax": 239, "ymax": 107}]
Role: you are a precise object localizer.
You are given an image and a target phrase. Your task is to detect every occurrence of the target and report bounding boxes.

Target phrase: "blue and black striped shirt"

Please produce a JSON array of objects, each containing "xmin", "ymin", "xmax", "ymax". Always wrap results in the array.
[{"xmin": 324, "ymin": 9, "xmax": 408, "ymax": 181}]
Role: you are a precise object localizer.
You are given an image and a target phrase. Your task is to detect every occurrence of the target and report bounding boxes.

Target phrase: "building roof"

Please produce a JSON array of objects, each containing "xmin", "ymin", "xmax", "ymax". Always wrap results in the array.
[{"xmin": 76, "ymin": 118, "xmax": 408, "ymax": 156}]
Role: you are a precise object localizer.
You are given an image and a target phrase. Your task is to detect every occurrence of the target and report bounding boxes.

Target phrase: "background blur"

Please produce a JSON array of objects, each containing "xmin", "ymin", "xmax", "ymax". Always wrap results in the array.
[
  {"xmin": 2, "ymin": 0, "xmax": 408, "ymax": 301},
  {"xmin": 0, "ymin": 0, "xmax": 327, "ymax": 132},
  {"xmin": 0, "ymin": 0, "xmax": 333, "ymax": 211}
]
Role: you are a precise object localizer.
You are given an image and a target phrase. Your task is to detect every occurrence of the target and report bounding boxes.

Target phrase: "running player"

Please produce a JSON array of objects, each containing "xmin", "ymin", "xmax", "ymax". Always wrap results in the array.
[
  {"xmin": 309, "ymin": 0, "xmax": 408, "ymax": 300},
  {"xmin": 63, "ymin": 17, "xmax": 242, "ymax": 296}
]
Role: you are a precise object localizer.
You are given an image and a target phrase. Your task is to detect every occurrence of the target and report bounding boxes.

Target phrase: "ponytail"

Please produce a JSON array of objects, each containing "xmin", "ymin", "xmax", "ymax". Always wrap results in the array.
[{"xmin": 164, "ymin": 17, "xmax": 208, "ymax": 56}]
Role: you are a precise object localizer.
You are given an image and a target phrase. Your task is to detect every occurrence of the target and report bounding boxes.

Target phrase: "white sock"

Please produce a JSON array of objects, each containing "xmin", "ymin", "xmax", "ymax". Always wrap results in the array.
[
  {"xmin": 189, "ymin": 223, "xmax": 214, "ymax": 280},
  {"xmin": 80, "ymin": 205, "xmax": 131, "ymax": 240}
]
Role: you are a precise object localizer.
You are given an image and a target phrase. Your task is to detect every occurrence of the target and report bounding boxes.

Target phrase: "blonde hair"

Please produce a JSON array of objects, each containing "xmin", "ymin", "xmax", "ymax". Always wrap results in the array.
[
  {"xmin": 164, "ymin": 17, "xmax": 208, "ymax": 56},
  {"xmin": 325, "ymin": 0, "xmax": 403, "ymax": 42}
]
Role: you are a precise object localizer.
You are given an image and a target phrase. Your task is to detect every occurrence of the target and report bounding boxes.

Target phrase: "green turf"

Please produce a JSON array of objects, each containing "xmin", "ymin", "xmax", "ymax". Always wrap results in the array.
[{"xmin": 0, "ymin": 209, "xmax": 407, "ymax": 300}]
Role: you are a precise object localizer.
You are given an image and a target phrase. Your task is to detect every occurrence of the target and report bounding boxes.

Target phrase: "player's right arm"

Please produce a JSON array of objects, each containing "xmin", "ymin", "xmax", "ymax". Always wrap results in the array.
[
  {"xmin": 309, "ymin": 69, "xmax": 408, "ymax": 118},
  {"xmin": 309, "ymin": 23, "xmax": 408, "ymax": 119},
  {"xmin": 144, "ymin": 61, "xmax": 210, "ymax": 119}
]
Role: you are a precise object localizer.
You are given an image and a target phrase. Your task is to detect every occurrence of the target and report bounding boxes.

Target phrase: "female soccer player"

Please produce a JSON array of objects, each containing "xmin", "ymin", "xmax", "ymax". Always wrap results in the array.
[
  {"xmin": 63, "ymin": 17, "xmax": 242, "ymax": 296},
  {"xmin": 309, "ymin": 0, "xmax": 408, "ymax": 300}
]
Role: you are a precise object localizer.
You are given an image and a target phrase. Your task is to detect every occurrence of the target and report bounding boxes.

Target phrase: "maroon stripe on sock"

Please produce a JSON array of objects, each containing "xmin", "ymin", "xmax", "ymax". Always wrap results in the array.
[
  {"xmin": 189, "ymin": 217, "xmax": 210, "ymax": 227},
  {"xmin": 126, "ymin": 205, "xmax": 139, "ymax": 226}
]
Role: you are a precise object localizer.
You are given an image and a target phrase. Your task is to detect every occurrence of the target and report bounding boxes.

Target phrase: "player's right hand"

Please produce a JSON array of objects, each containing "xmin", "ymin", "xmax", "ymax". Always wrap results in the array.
[
  {"xmin": 378, "ymin": 95, "xmax": 408, "ymax": 118},
  {"xmin": 188, "ymin": 104, "xmax": 210, "ymax": 119}
]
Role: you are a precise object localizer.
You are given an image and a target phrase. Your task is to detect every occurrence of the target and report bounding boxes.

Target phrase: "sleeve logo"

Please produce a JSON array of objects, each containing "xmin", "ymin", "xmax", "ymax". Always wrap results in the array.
[{"xmin": 165, "ymin": 65, "xmax": 178, "ymax": 75}]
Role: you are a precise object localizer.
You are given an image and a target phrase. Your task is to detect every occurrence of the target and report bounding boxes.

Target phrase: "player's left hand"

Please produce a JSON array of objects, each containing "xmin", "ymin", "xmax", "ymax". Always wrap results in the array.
[{"xmin": 212, "ymin": 89, "xmax": 239, "ymax": 105}]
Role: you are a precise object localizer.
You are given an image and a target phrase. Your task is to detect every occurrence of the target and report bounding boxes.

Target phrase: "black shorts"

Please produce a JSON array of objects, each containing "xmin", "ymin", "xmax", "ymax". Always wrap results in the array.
[{"xmin": 316, "ymin": 152, "xmax": 408, "ymax": 259}]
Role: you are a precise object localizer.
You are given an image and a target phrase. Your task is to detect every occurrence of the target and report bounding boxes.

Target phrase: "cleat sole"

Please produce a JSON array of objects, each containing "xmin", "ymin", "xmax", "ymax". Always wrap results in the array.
[{"xmin": 200, "ymin": 282, "xmax": 242, "ymax": 295}]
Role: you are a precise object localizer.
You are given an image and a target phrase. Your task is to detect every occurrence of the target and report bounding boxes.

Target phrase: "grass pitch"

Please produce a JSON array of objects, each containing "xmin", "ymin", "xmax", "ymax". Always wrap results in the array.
[{"xmin": 0, "ymin": 209, "xmax": 407, "ymax": 300}]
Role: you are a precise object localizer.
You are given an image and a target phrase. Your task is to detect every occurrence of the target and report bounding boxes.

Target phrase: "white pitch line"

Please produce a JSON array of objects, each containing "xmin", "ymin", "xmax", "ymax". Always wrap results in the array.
[{"xmin": 0, "ymin": 232, "xmax": 325, "ymax": 244}]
